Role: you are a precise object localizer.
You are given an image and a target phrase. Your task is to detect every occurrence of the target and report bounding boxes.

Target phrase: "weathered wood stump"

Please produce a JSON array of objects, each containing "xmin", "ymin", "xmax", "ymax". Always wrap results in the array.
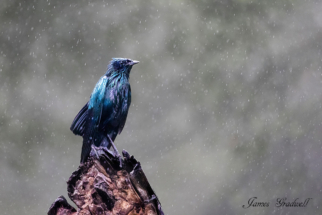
[{"xmin": 48, "ymin": 147, "xmax": 163, "ymax": 215}]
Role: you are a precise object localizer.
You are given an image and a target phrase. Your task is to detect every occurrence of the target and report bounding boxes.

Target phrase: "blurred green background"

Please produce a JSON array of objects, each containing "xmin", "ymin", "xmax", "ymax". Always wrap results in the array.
[{"xmin": 1, "ymin": 0, "xmax": 322, "ymax": 214}]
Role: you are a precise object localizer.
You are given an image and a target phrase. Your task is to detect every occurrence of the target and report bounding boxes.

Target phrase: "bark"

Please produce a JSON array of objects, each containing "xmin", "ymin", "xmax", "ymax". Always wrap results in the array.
[{"xmin": 48, "ymin": 147, "xmax": 164, "ymax": 215}]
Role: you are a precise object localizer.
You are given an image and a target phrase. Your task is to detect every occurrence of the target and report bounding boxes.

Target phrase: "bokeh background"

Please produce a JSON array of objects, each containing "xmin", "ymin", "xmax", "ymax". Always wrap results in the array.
[{"xmin": 1, "ymin": 0, "xmax": 322, "ymax": 214}]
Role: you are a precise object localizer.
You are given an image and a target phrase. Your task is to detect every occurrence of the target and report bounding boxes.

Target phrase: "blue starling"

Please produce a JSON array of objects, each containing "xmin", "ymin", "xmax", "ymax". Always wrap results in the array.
[{"xmin": 70, "ymin": 58, "xmax": 139, "ymax": 163}]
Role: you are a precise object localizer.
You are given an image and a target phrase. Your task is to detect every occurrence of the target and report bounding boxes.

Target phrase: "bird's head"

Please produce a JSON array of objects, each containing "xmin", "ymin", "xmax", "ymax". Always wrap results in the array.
[{"xmin": 106, "ymin": 58, "xmax": 139, "ymax": 77}]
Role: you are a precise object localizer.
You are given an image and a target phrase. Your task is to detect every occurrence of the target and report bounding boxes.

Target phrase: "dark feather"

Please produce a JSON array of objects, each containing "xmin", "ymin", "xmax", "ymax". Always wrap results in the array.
[{"xmin": 70, "ymin": 102, "xmax": 89, "ymax": 136}]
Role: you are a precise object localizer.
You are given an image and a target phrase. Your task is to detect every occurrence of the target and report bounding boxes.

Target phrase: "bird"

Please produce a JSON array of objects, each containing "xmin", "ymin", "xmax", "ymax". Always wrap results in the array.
[{"xmin": 70, "ymin": 58, "xmax": 139, "ymax": 163}]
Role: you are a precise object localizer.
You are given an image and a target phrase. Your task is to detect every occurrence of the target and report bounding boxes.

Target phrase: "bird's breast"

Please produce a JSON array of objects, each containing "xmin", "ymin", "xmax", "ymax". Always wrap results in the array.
[{"xmin": 101, "ymin": 80, "xmax": 131, "ymax": 120}]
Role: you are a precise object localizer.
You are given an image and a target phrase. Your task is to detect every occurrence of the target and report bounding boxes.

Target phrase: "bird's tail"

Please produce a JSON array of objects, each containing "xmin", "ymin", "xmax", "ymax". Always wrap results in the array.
[
  {"xmin": 80, "ymin": 137, "xmax": 92, "ymax": 163},
  {"xmin": 80, "ymin": 131, "xmax": 111, "ymax": 163}
]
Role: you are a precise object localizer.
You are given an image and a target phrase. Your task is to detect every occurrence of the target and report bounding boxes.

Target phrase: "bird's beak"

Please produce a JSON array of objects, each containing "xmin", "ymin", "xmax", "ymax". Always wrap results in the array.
[{"xmin": 131, "ymin": 60, "xmax": 139, "ymax": 65}]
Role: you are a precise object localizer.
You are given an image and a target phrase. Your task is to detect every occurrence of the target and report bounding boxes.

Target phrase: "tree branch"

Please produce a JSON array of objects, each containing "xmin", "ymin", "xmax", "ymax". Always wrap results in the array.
[{"xmin": 48, "ymin": 147, "xmax": 164, "ymax": 215}]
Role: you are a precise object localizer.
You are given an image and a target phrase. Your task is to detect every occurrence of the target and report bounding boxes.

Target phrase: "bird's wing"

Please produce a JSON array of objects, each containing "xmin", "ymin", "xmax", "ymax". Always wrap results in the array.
[
  {"xmin": 70, "ymin": 76, "xmax": 108, "ymax": 137},
  {"xmin": 70, "ymin": 102, "xmax": 89, "ymax": 136},
  {"xmin": 88, "ymin": 75, "xmax": 108, "ymax": 128},
  {"xmin": 80, "ymin": 76, "xmax": 108, "ymax": 163}
]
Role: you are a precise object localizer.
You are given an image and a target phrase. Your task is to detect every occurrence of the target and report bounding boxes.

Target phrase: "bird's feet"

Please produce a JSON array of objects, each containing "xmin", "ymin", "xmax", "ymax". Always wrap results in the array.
[
  {"xmin": 107, "ymin": 136, "xmax": 123, "ymax": 168},
  {"xmin": 91, "ymin": 145, "xmax": 100, "ymax": 160}
]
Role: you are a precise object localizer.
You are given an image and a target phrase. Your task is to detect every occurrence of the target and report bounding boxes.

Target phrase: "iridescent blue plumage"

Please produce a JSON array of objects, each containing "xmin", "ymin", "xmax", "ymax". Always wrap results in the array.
[{"xmin": 70, "ymin": 58, "xmax": 139, "ymax": 163}]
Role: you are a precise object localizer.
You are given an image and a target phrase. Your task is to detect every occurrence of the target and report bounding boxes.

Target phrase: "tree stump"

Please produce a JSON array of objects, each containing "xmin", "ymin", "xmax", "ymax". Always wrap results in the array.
[{"xmin": 48, "ymin": 147, "xmax": 164, "ymax": 215}]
